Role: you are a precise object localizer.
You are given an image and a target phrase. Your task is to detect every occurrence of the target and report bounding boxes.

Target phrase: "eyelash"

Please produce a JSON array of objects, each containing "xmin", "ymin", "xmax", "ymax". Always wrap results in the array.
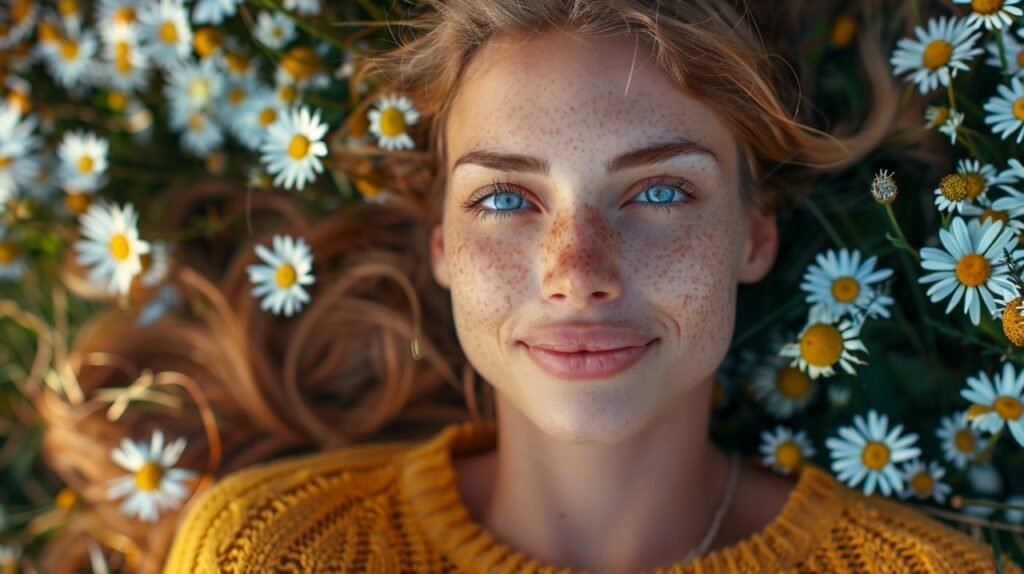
[{"xmin": 459, "ymin": 175, "xmax": 698, "ymax": 223}]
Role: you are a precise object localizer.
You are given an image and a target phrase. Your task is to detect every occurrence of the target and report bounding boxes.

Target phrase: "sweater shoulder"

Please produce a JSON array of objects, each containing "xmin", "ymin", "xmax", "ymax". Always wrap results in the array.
[
  {"xmin": 161, "ymin": 438, "xmax": 419, "ymax": 574},
  {"xmin": 804, "ymin": 488, "xmax": 1023, "ymax": 573}
]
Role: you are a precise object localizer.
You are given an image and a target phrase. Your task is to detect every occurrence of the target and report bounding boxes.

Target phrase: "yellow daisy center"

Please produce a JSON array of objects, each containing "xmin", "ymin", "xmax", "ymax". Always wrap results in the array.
[
  {"xmin": 0, "ymin": 242, "xmax": 18, "ymax": 264},
  {"xmin": 861, "ymin": 441, "xmax": 891, "ymax": 471},
  {"xmin": 1018, "ymin": 50, "xmax": 1024, "ymax": 68},
  {"xmin": 275, "ymin": 263, "xmax": 297, "ymax": 288},
  {"xmin": 982, "ymin": 207, "xmax": 1009, "ymax": 225},
  {"xmin": 831, "ymin": 276, "xmax": 861, "ymax": 303},
  {"xmin": 38, "ymin": 21, "xmax": 60, "ymax": 44},
  {"xmin": 194, "ymin": 27, "xmax": 221, "ymax": 58},
  {"xmin": 930, "ymin": 106, "xmax": 949, "ymax": 127},
  {"xmin": 113, "ymin": 6, "xmax": 136, "ymax": 25},
  {"xmin": 379, "ymin": 107, "xmax": 407, "ymax": 138},
  {"xmin": 58, "ymin": 0, "xmax": 78, "ymax": 17},
  {"xmin": 995, "ymin": 395, "xmax": 1023, "ymax": 420},
  {"xmin": 939, "ymin": 173, "xmax": 969, "ymax": 202},
  {"xmin": 922, "ymin": 39, "xmax": 953, "ymax": 70},
  {"xmin": 226, "ymin": 51, "xmax": 250, "ymax": 74},
  {"xmin": 55, "ymin": 486, "xmax": 79, "ymax": 510},
  {"xmin": 188, "ymin": 78, "xmax": 210, "ymax": 104},
  {"xmin": 1014, "ymin": 97, "xmax": 1024, "ymax": 121},
  {"xmin": 109, "ymin": 233, "xmax": 131, "ymax": 261},
  {"xmin": 11, "ymin": 0, "xmax": 32, "ymax": 24},
  {"xmin": 910, "ymin": 471, "xmax": 934, "ymax": 496},
  {"xmin": 953, "ymin": 429, "xmax": 976, "ymax": 453},
  {"xmin": 288, "ymin": 135, "xmax": 311, "ymax": 160},
  {"xmin": 108, "ymin": 91, "xmax": 127, "ymax": 112},
  {"xmin": 188, "ymin": 113, "xmax": 204, "ymax": 132},
  {"xmin": 278, "ymin": 85, "xmax": 297, "ymax": 105},
  {"xmin": 774, "ymin": 441, "xmax": 803, "ymax": 470},
  {"xmin": 972, "ymin": 0, "xmax": 1005, "ymax": 14},
  {"xmin": 65, "ymin": 192, "xmax": 91, "ymax": 215},
  {"xmin": 159, "ymin": 21, "xmax": 178, "ymax": 44},
  {"xmin": 830, "ymin": 15, "xmax": 857, "ymax": 48},
  {"xmin": 228, "ymin": 87, "xmax": 246, "ymax": 106},
  {"xmin": 60, "ymin": 38, "xmax": 79, "ymax": 61},
  {"xmin": 281, "ymin": 45, "xmax": 319, "ymax": 80},
  {"xmin": 78, "ymin": 155, "xmax": 93, "ymax": 173},
  {"xmin": 965, "ymin": 173, "xmax": 986, "ymax": 200},
  {"xmin": 114, "ymin": 41, "xmax": 132, "ymax": 73},
  {"xmin": 799, "ymin": 322, "xmax": 844, "ymax": 367},
  {"xmin": 1002, "ymin": 295, "xmax": 1024, "ymax": 347},
  {"xmin": 7, "ymin": 91, "xmax": 30, "ymax": 114},
  {"xmin": 955, "ymin": 253, "xmax": 990, "ymax": 287},
  {"xmin": 134, "ymin": 461, "xmax": 164, "ymax": 492},
  {"xmin": 776, "ymin": 366, "xmax": 812, "ymax": 398},
  {"xmin": 259, "ymin": 108, "xmax": 277, "ymax": 127},
  {"xmin": 0, "ymin": 156, "xmax": 10, "ymax": 169}
]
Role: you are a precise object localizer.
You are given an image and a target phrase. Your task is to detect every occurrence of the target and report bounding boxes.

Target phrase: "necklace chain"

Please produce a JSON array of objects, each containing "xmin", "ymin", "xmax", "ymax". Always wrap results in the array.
[{"xmin": 681, "ymin": 451, "xmax": 742, "ymax": 564}]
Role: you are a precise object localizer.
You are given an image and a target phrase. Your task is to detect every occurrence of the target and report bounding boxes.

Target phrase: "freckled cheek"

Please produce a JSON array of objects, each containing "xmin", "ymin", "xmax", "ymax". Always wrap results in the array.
[{"xmin": 446, "ymin": 233, "xmax": 531, "ymax": 331}]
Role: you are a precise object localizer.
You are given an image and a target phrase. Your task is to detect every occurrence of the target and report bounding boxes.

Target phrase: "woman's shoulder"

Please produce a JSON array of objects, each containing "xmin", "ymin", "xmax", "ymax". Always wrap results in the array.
[
  {"xmin": 161, "ymin": 436, "xmax": 422, "ymax": 573},
  {"xmin": 816, "ymin": 480, "xmax": 1023, "ymax": 574}
]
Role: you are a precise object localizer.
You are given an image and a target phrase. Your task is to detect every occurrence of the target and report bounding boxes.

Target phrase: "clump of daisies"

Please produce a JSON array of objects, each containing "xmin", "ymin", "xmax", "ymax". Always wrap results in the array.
[
  {"xmin": 779, "ymin": 304, "xmax": 869, "ymax": 379},
  {"xmin": 106, "ymin": 429, "xmax": 198, "ymax": 522},
  {"xmin": 918, "ymin": 216, "xmax": 1021, "ymax": 326},
  {"xmin": 826, "ymin": 409, "xmax": 921, "ymax": 496},
  {"xmin": 246, "ymin": 234, "xmax": 315, "ymax": 317},
  {"xmin": 259, "ymin": 105, "xmax": 329, "ymax": 191},
  {"xmin": 73, "ymin": 202, "xmax": 151, "ymax": 295}
]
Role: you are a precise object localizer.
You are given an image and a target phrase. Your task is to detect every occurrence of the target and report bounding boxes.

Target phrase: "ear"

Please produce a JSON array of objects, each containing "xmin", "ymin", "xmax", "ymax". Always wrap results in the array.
[
  {"xmin": 430, "ymin": 224, "xmax": 451, "ymax": 289},
  {"xmin": 737, "ymin": 203, "xmax": 778, "ymax": 284}
]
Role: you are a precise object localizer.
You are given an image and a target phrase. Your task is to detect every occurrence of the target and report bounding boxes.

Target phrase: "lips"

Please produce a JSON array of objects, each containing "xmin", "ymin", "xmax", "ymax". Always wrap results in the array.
[{"xmin": 518, "ymin": 323, "xmax": 658, "ymax": 381}]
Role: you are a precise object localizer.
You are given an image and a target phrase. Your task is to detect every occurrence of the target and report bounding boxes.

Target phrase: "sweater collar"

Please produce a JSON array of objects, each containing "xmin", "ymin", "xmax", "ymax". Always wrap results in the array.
[{"xmin": 400, "ymin": 418, "xmax": 845, "ymax": 573}]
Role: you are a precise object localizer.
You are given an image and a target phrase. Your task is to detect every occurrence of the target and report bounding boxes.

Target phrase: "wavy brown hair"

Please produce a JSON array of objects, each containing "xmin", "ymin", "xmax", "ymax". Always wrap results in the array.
[{"xmin": 25, "ymin": 0, "xmax": 909, "ymax": 571}]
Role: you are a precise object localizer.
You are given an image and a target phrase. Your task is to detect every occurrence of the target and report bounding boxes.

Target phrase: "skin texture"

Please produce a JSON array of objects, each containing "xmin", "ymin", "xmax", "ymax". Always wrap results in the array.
[{"xmin": 430, "ymin": 29, "xmax": 789, "ymax": 573}]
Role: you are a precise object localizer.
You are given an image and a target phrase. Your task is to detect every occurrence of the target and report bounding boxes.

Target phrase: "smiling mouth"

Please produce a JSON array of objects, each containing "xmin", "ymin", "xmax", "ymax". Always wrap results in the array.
[{"xmin": 522, "ymin": 340, "xmax": 656, "ymax": 381}]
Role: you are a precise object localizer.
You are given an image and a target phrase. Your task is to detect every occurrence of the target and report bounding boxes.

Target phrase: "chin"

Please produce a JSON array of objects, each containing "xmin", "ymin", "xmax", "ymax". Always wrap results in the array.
[{"xmin": 520, "ymin": 390, "xmax": 662, "ymax": 444}]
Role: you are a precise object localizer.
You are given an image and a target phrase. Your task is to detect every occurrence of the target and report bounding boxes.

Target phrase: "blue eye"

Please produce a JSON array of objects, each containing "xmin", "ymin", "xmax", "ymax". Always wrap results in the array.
[{"xmin": 462, "ymin": 177, "xmax": 696, "ymax": 222}]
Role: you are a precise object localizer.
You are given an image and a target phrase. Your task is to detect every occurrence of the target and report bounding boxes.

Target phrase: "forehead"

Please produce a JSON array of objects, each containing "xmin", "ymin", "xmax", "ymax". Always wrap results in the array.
[{"xmin": 445, "ymin": 29, "xmax": 736, "ymax": 170}]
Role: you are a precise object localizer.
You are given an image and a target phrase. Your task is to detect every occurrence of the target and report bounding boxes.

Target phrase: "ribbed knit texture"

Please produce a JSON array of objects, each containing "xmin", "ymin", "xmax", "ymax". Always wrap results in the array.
[{"xmin": 164, "ymin": 419, "xmax": 1023, "ymax": 573}]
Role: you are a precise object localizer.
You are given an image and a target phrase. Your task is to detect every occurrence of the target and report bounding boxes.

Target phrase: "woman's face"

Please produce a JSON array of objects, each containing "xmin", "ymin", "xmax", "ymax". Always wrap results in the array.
[{"xmin": 431, "ymin": 30, "xmax": 778, "ymax": 442}]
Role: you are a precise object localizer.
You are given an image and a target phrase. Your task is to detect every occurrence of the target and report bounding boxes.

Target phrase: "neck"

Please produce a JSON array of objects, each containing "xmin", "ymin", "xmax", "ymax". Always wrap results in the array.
[{"xmin": 462, "ymin": 377, "xmax": 736, "ymax": 574}]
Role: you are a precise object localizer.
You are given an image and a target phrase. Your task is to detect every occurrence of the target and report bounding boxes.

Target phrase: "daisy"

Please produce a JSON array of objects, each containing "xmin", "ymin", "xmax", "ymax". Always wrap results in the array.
[
  {"xmin": 748, "ymin": 353, "xmax": 819, "ymax": 418},
  {"xmin": 191, "ymin": 0, "xmax": 241, "ymax": 25},
  {"xmin": 95, "ymin": 0, "xmax": 140, "ymax": 31},
  {"xmin": 934, "ymin": 173, "xmax": 972, "ymax": 213},
  {"xmin": 778, "ymin": 304, "xmax": 869, "ymax": 379},
  {"xmin": 139, "ymin": 0, "xmax": 192, "ymax": 69},
  {"xmin": 283, "ymin": 0, "xmax": 320, "ymax": 16},
  {"xmin": 259, "ymin": 105, "xmax": 328, "ymax": 191},
  {"xmin": 983, "ymin": 26, "xmax": 1024, "ymax": 76},
  {"xmin": 983, "ymin": 75, "xmax": 1024, "ymax": 144},
  {"xmin": 828, "ymin": 382, "xmax": 853, "ymax": 408},
  {"xmin": 100, "ymin": 21, "xmax": 151, "ymax": 93},
  {"xmin": 897, "ymin": 459, "xmax": 953, "ymax": 504},
  {"xmin": 800, "ymin": 248, "xmax": 894, "ymax": 319},
  {"xmin": 993, "ymin": 285, "xmax": 1024, "ymax": 345},
  {"xmin": 999, "ymin": 158, "xmax": 1024, "ymax": 185},
  {"xmin": 0, "ymin": 237, "xmax": 27, "ymax": 281},
  {"xmin": 177, "ymin": 110, "xmax": 225, "ymax": 157},
  {"xmin": 759, "ymin": 425, "xmax": 816, "ymax": 475},
  {"xmin": 1, "ymin": 0, "xmax": 37, "ymax": 50},
  {"xmin": 825, "ymin": 409, "xmax": 921, "ymax": 497},
  {"xmin": 57, "ymin": 130, "xmax": 109, "ymax": 192},
  {"xmin": 231, "ymin": 87, "xmax": 282, "ymax": 149},
  {"xmin": 870, "ymin": 168, "xmax": 898, "ymax": 204},
  {"xmin": 939, "ymin": 108, "xmax": 965, "ymax": 145},
  {"xmin": 890, "ymin": 15, "xmax": 984, "ymax": 95},
  {"xmin": 138, "ymin": 240, "xmax": 171, "ymax": 288},
  {"xmin": 368, "ymin": 94, "xmax": 420, "ymax": 150},
  {"xmin": 254, "ymin": 11, "xmax": 295, "ymax": 50},
  {"xmin": 275, "ymin": 45, "xmax": 331, "ymax": 90},
  {"xmin": 106, "ymin": 429, "xmax": 198, "ymax": 523},
  {"xmin": 0, "ymin": 102, "xmax": 41, "ymax": 194},
  {"xmin": 74, "ymin": 201, "xmax": 151, "ymax": 295},
  {"xmin": 43, "ymin": 30, "xmax": 98, "ymax": 90},
  {"xmin": 961, "ymin": 362, "xmax": 1024, "ymax": 447},
  {"xmin": 246, "ymin": 234, "xmax": 315, "ymax": 317},
  {"xmin": 953, "ymin": 0, "xmax": 1023, "ymax": 31},
  {"xmin": 163, "ymin": 57, "xmax": 223, "ymax": 119},
  {"xmin": 918, "ymin": 216, "xmax": 1021, "ymax": 325},
  {"xmin": 935, "ymin": 411, "xmax": 984, "ymax": 469},
  {"xmin": 137, "ymin": 283, "xmax": 183, "ymax": 327},
  {"xmin": 925, "ymin": 104, "xmax": 951, "ymax": 128}
]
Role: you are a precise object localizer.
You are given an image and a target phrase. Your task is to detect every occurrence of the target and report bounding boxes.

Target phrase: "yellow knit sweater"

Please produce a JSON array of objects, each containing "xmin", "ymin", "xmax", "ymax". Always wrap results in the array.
[{"xmin": 164, "ymin": 419, "xmax": 1023, "ymax": 573}]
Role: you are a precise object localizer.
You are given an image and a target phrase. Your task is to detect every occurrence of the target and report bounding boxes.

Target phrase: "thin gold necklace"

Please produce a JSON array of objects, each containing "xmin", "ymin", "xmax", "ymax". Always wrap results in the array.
[{"xmin": 680, "ymin": 451, "xmax": 742, "ymax": 564}]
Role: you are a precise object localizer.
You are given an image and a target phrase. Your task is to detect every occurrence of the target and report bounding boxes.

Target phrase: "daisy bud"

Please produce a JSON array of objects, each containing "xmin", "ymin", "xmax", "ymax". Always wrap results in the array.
[{"xmin": 870, "ymin": 169, "xmax": 898, "ymax": 204}]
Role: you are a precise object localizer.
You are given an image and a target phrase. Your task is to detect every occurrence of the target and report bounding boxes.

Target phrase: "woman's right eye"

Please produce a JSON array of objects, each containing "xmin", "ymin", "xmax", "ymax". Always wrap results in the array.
[{"xmin": 461, "ymin": 183, "xmax": 535, "ymax": 222}]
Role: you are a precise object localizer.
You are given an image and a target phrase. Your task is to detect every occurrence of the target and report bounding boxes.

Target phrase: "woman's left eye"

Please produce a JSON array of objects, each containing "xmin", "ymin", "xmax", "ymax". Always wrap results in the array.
[{"xmin": 462, "ymin": 177, "xmax": 697, "ymax": 222}]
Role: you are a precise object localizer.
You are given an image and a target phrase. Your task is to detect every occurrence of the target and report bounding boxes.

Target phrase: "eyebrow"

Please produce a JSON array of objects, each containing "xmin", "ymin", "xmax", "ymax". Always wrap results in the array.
[{"xmin": 450, "ymin": 139, "xmax": 719, "ymax": 176}]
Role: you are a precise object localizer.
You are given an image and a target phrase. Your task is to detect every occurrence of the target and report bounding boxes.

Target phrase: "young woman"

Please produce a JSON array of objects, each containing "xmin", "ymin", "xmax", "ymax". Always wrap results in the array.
[{"xmin": 160, "ymin": 1, "xmax": 1020, "ymax": 572}]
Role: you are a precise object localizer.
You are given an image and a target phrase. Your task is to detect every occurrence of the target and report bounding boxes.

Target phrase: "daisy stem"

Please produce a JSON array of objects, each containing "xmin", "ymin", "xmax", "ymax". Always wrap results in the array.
[
  {"xmin": 947, "ymin": 80, "xmax": 958, "ymax": 112},
  {"xmin": 882, "ymin": 203, "xmax": 919, "ymax": 261},
  {"xmin": 997, "ymin": 28, "xmax": 1011, "ymax": 83},
  {"xmin": 908, "ymin": 0, "xmax": 922, "ymax": 26},
  {"xmin": 803, "ymin": 197, "xmax": 845, "ymax": 248},
  {"xmin": 975, "ymin": 425, "xmax": 1005, "ymax": 465}
]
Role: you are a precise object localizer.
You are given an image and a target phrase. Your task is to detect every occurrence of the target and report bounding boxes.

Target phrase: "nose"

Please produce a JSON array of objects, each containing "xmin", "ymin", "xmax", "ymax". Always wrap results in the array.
[{"xmin": 540, "ymin": 205, "xmax": 624, "ymax": 309}]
